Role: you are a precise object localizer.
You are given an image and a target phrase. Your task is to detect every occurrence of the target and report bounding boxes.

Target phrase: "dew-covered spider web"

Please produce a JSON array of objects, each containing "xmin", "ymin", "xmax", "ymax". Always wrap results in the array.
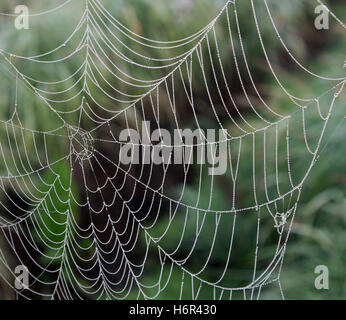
[{"xmin": 0, "ymin": 0, "xmax": 345, "ymax": 300}]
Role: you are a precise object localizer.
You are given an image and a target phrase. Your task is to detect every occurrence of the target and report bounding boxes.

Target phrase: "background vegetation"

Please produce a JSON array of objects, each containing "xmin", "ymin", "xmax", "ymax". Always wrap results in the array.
[{"xmin": 0, "ymin": 0, "xmax": 345, "ymax": 299}]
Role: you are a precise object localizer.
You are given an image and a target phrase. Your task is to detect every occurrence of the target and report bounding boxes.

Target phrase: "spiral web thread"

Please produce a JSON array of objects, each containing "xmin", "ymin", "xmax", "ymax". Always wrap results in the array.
[{"xmin": 0, "ymin": 0, "xmax": 344, "ymax": 300}]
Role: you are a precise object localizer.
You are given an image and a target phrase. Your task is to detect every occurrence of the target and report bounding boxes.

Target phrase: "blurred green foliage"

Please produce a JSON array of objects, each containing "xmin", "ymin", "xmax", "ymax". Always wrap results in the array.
[{"xmin": 0, "ymin": 0, "xmax": 345, "ymax": 299}]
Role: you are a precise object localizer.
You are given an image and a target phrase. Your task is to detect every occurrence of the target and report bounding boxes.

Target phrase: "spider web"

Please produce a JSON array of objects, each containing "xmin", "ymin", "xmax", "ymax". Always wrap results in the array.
[{"xmin": 0, "ymin": 0, "xmax": 345, "ymax": 300}]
